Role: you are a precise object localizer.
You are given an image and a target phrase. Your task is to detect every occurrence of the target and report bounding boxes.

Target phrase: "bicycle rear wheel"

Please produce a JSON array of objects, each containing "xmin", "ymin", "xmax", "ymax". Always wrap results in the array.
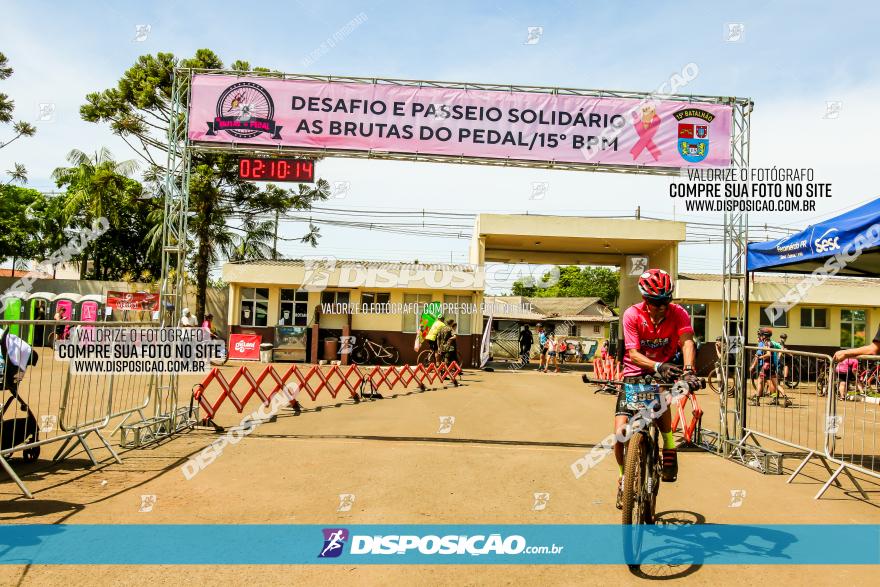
[{"xmin": 380, "ymin": 346, "xmax": 400, "ymax": 366}]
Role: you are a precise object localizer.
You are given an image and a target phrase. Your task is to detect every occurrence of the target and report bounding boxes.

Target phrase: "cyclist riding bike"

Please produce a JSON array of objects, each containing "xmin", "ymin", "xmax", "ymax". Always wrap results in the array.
[{"xmin": 614, "ymin": 269, "xmax": 699, "ymax": 509}]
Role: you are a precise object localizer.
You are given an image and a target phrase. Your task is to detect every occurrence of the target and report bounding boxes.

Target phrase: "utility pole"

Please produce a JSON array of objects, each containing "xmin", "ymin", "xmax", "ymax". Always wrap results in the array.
[{"xmin": 272, "ymin": 209, "xmax": 279, "ymax": 260}]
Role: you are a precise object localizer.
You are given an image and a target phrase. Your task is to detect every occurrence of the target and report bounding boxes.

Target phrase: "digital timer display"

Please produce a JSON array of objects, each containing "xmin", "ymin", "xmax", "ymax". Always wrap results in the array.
[{"xmin": 238, "ymin": 157, "xmax": 315, "ymax": 182}]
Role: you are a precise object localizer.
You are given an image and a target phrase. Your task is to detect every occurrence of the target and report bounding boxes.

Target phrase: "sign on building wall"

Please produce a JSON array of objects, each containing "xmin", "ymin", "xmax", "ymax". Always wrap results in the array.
[{"xmin": 228, "ymin": 333, "xmax": 261, "ymax": 361}]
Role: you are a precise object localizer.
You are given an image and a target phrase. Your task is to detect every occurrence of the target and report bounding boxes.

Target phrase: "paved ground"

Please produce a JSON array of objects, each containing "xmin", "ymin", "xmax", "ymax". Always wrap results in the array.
[{"xmin": 1, "ymin": 366, "xmax": 879, "ymax": 585}]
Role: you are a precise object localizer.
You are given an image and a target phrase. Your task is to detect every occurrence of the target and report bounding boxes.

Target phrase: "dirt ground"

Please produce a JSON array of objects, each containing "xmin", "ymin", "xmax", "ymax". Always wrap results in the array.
[{"xmin": 1, "ymin": 365, "xmax": 879, "ymax": 585}]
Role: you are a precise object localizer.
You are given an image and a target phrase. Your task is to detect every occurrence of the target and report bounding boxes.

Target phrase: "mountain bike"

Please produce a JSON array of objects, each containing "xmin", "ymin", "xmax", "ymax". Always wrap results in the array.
[
  {"xmin": 583, "ymin": 374, "xmax": 703, "ymax": 566},
  {"xmin": 858, "ymin": 362, "xmax": 880, "ymax": 394},
  {"xmin": 351, "ymin": 336, "xmax": 400, "ymax": 366}
]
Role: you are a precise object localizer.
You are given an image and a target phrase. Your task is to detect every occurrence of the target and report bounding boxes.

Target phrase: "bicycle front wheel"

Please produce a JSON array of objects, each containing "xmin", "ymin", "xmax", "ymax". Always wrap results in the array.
[
  {"xmin": 622, "ymin": 435, "xmax": 650, "ymax": 525},
  {"xmin": 707, "ymin": 368, "xmax": 722, "ymax": 394},
  {"xmin": 351, "ymin": 345, "xmax": 369, "ymax": 365},
  {"xmin": 416, "ymin": 350, "xmax": 434, "ymax": 367},
  {"xmin": 622, "ymin": 434, "xmax": 650, "ymax": 566}
]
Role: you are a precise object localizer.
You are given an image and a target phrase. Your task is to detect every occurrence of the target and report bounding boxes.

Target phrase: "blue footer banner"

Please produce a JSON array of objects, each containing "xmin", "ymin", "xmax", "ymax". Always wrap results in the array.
[{"xmin": 0, "ymin": 524, "xmax": 878, "ymax": 565}]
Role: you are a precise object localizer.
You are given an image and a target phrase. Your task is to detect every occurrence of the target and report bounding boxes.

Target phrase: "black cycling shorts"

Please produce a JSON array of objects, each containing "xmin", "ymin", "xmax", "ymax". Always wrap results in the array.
[
  {"xmin": 615, "ymin": 376, "xmax": 653, "ymax": 418},
  {"xmin": 427, "ymin": 339, "xmax": 437, "ymax": 351}
]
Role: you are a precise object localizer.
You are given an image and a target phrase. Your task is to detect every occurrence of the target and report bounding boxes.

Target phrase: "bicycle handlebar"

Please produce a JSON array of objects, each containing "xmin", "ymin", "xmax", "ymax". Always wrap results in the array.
[{"xmin": 581, "ymin": 374, "xmax": 706, "ymax": 390}]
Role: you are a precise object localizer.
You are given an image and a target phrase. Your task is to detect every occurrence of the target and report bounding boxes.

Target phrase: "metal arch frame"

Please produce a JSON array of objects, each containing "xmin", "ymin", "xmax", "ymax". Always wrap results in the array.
[
  {"xmin": 719, "ymin": 99, "xmax": 753, "ymax": 448},
  {"xmin": 152, "ymin": 67, "xmax": 753, "ymax": 446},
  {"xmin": 183, "ymin": 68, "xmax": 752, "ymax": 177},
  {"xmin": 152, "ymin": 68, "xmax": 194, "ymax": 436}
]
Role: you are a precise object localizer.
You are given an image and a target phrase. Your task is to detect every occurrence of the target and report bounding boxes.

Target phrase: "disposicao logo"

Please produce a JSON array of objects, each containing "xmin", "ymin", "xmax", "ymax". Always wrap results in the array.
[{"xmin": 318, "ymin": 528, "xmax": 349, "ymax": 558}]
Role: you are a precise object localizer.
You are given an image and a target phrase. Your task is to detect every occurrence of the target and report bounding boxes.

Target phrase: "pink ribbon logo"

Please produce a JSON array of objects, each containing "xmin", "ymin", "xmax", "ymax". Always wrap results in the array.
[{"xmin": 630, "ymin": 112, "xmax": 662, "ymax": 161}]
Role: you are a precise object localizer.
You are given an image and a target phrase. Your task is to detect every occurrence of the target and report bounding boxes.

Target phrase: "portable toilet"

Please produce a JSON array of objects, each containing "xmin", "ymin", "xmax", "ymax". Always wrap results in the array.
[
  {"xmin": 0, "ymin": 292, "xmax": 28, "ymax": 337},
  {"xmin": 78, "ymin": 294, "xmax": 104, "ymax": 327},
  {"xmin": 51, "ymin": 293, "xmax": 82, "ymax": 323},
  {"xmin": 26, "ymin": 292, "xmax": 54, "ymax": 346}
]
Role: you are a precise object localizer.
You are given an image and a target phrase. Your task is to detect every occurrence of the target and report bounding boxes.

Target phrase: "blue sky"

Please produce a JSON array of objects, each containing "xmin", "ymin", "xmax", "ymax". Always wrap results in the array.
[{"xmin": 3, "ymin": 1, "xmax": 880, "ymax": 282}]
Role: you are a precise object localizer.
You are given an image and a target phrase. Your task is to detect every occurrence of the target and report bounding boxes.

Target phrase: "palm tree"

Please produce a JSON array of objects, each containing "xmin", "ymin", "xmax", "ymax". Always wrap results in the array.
[
  {"xmin": 225, "ymin": 215, "xmax": 276, "ymax": 262},
  {"xmin": 52, "ymin": 147, "xmax": 139, "ymax": 277}
]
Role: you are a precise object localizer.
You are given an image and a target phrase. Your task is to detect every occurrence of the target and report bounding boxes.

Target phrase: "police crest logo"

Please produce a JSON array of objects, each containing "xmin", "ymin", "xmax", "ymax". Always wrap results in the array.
[
  {"xmin": 206, "ymin": 81, "xmax": 283, "ymax": 139},
  {"xmin": 674, "ymin": 107, "xmax": 715, "ymax": 163}
]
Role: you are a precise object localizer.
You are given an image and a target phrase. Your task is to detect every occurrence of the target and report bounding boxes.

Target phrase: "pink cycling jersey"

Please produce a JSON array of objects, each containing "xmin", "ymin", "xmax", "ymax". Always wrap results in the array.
[
  {"xmin": 622, "ymin": 301, "xmax": 694, "ymax": 377},
  {"xmin": 836, "ymin": 358, "xmax": 858, "ymax": 374}
]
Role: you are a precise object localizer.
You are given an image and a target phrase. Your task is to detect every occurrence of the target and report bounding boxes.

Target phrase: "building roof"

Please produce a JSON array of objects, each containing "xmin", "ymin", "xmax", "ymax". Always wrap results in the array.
[
  {"xmin": 485, "ymin": 295, "xmax": 617, "ymax": 322},
  {"xmin": 677, "ymin": 272, "xmax": 878, "ymax": 306},
  {"xmin": 223, "ymin": 258, "xmax": 483, "ymax": 291},
  {"xmin": 226, "ymin": 258, "xmax": 477, "ymax": 272},
  {"xmin": 679, "ymin": 272, "xmax": 878, "ymax": 287}
]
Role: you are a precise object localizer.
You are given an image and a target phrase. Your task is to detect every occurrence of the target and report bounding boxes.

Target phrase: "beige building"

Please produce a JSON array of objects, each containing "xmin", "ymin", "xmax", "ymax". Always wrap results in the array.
[
  {"xmin": 483, "ymin": 295, "xmax": 618, "ymax": 362},
  {"xmin": 677, "ymin": 272, "xmax": 879, "ymax": 353},
  {"xmin": 222, "ymin": 259, "xmax": 484, "ymax": 364}
]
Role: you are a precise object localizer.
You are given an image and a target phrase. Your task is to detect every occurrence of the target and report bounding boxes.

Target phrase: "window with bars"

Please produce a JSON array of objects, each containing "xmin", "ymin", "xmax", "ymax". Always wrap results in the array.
[
  {"xmin": 240, "ymin": 287, "xmax": 268, "ymax": 326},
  {"xmin": 280, "ymin": 289, "xmax": 309, "ymax": 326},
  {"xmin": 402, "ymin": 294, "xmax": 433, "ymax": 332}
]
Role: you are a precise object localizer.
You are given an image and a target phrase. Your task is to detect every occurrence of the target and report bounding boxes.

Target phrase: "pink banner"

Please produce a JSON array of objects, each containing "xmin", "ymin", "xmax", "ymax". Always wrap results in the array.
[{"xmin": 188, "ymin": 75, "xmax": 733, "ymax": 168}]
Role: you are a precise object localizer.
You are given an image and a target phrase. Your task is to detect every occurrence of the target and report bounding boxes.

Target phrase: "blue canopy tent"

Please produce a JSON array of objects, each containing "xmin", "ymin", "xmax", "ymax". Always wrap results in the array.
[{"xmin": 747, "ymin": 198, "xmax": 880, "ymax": 276}]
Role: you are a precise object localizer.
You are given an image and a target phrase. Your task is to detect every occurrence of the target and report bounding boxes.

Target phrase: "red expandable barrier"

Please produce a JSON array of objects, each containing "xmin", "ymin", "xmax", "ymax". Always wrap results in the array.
[
  {"xmin": 194, "ymin": 361, "xmax": 461, "ymax": 418},
  {"xmin": 593, "ymin": 358, "xmax": 622, "ymax": 382}
]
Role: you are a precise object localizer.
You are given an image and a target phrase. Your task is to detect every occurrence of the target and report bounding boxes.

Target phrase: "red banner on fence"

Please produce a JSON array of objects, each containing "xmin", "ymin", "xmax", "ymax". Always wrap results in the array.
[
  {"xmin": 106, "ymin": 291, "xmax": 159, "ymax": 311},
  {"xmin": 228, "ymin": 333, "xmax": 261, "ymax": 360}
]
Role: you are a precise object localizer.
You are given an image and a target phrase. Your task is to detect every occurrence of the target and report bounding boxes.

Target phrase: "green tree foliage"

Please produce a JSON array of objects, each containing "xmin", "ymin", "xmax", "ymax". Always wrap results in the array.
[
  {"xmin": 512, "ymin": 266, "xmax": 619, "ymax": 305},
  {"xmin": 52, "ymin": 148, "xmax": 162, "ymax": 280},
  {"xmin": 81, "ymin": 49, "xmax": 328, "ymax": 320},
  {"xmin": 0, "ymin": 185, "xmax": 43, "ymax": 271}
]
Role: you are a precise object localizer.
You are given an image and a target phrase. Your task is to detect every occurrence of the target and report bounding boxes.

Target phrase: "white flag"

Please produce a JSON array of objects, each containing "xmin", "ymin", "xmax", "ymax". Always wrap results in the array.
[{"xmin": 480, "ymin": 314, "xmax": 493, "ymax": 368}]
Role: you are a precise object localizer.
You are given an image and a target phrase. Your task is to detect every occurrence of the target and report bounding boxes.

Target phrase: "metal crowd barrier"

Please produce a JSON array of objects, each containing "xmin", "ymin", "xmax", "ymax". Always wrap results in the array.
[
  {"xmin": 736, "ymin": 346, "xmax": 833, "ymax": 476},
  {"xmin": 817, "ymin": 354, "xmax": 880, "ymax": 499},
  {"xmin": 0, "ymin": 320, "xmax": 157, "ymax": 498},
  {"xmin": 731, "ymin": 344, "xmax": 880, "ymax": 499}
]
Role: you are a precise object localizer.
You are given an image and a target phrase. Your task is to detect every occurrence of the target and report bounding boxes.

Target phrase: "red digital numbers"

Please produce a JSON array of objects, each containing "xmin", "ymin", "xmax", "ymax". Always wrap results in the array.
[{"xmin": 238, "ymin": 158, "xmax": 315, "ymax": 183}]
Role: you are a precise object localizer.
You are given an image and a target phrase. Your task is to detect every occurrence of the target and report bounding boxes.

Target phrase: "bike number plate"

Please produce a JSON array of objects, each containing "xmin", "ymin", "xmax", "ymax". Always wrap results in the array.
[{"xmin": 623, "ymin": 383, "xmax": 661, "ymax": 410}]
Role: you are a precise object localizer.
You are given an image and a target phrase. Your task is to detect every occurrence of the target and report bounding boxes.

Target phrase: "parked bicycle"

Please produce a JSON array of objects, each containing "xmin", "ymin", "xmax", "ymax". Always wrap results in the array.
[
  {"xmin": 707, "ymin": 359, "xmax": 732, "ymax": 395},
  {"xmin": 350, "ymin": 336, "xmax": 400, "ymax": 366},
  {"xmin": 858, "ymin": 362, "xmax": 880, "ymax": 394},
  {"xmin": 816, "ymin": 359, "xmax": 829, "ymax": 395},
  {"xmin": 416, "ymin": 346, "xmax": 435, "ymax": 367}
]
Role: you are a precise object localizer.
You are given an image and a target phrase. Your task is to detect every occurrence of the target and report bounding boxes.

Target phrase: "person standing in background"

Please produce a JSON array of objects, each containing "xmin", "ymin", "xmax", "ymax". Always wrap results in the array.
[
  {"xmin": 537, "ymin": 324, "xmax": 548, "ymax": 372},
  {"xmin": 518, "ymin": 324, "xmax": 533, "ymax": 366},
  {"xmin": 179, "ymin": 308, "xmax": 198, "ymax": 328}
]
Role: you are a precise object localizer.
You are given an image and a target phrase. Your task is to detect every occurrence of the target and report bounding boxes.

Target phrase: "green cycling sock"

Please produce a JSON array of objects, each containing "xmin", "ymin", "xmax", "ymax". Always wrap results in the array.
[
  {"xmin": 618, "ymin": 464, "xmax": 624, "ymax": 476},
  {"xmin": 662, "ymin": 432, "xmax": 676, "ymax": 450}
]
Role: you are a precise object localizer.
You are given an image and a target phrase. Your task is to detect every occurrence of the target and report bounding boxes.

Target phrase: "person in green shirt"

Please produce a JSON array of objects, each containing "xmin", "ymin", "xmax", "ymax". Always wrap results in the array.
[{"xmin": 425, "ymin": 315, "xmax": 446, "ymax": 365}]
